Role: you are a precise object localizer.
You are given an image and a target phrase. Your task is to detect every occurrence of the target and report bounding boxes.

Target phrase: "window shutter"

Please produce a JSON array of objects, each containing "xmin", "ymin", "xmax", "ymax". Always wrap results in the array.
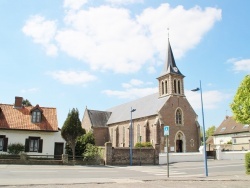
[
  {"xmin": 25, "ymin": 138, "xmax": 29, "ymax": 152},
  {"xmin": 3, "ymin": 137, "xmax": 8, "ymax": 152},
  {"xmin": 38, "ymin": 139, "xmax": 43, "ymax": 153}
]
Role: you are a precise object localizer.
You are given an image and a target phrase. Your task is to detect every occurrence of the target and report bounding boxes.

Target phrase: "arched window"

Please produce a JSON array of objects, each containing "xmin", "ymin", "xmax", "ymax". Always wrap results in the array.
[
  {"xmin": 174, "ymin": 79, "xmax": 177, "ymax": 93},
  {"xmin": 176, "ymin": 108, "xmax": 182, "ymax": 125},
  {"xmin": 165, "ymin": 80, "xmax": 168, "ymax": 94},
  {"xmin": 122, "ymin": 126, "xmax": 125, "ymax": 147},
  {"xmin": 137, "ymin": 124, "xmax": 141, "ymax": 142},
  {"xmin": 162, "ymin": 81, "xmax": 164, "ymax": 95},
  {"xmin": 177, "ymin": 80, "xmax": 181, "ymax": 94}
]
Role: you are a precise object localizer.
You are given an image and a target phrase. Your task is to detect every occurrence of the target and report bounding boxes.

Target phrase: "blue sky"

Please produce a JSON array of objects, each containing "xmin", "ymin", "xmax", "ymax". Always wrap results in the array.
[{"xmin": 0, "ymin": 0, "xmax": 249, "ymax": 130}]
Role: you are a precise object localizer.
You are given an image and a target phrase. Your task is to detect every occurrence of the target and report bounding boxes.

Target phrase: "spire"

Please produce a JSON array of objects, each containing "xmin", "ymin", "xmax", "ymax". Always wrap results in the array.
[{"xmin": 161, "ymin": 39, "xmax": 184, "ymax": 77}]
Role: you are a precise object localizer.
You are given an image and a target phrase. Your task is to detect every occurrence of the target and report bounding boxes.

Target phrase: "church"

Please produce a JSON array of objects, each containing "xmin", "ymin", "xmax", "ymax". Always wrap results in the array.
[{"xmin": 82, "ymin": 40, "xmax": 201, "ymax": 153}]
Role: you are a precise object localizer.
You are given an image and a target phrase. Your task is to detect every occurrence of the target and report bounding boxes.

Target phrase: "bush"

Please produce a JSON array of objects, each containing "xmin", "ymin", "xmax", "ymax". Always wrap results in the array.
[
  {"xmin": 135, "ymin": 142, "xmax": 153, "ymax": 148},
  {"xmin": 245, "ymin": 152, "xmax": 250, "ymax": 175},
  {"xmin": 83, "ymin": 144, "xmax": 102, "ymax": 162},
  {"xmin": 7, "ymin": 143, "xmax": 25, "ymax": 154}
]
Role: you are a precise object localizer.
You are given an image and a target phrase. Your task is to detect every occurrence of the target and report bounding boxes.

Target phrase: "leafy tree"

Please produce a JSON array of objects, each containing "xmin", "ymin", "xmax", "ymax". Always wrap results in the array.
[
  {"xmin": 61, "ymin": 108, "xmax": 85, "ymax": 160},
  {"xmin": 22, "ymin": 99, "xmax": 32, "ymax": 106},
  {"xmin": 206, "ymin": 125, "xmax": 216, "ymax": 139},
  {"xmin": 66, "ymin": 131, "xmax": 95, "ymax": 156},
  {"xmin": 231, "ymin": 75, "xmax": 250, "ymax": 124}
]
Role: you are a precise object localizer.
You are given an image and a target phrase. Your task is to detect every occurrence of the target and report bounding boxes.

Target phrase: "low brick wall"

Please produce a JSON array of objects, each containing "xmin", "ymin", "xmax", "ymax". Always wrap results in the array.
[{"xmin": 105, "ymin": 142, "xmax": 160, "ymax": 165}]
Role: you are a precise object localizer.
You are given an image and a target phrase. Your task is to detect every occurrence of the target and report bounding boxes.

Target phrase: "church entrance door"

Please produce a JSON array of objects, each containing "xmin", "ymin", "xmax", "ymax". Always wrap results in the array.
[{"xmin": 175, "ymin": 131, "xmax": 185, "ymax": 152}]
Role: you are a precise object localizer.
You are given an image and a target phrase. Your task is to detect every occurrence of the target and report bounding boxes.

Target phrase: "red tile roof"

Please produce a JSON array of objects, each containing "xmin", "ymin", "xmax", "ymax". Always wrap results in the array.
[{"xmin": 0, "ymin": 104, "xmax": 58, "ymax": 132}]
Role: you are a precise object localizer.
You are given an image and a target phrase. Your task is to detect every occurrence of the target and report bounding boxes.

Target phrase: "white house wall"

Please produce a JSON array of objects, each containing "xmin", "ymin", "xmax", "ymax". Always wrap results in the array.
[
  {"xmin": 0, "ymin": 130, "xmax": 65, "ymax": 155},
  {"xmin": 213, "ymin": 134, "xmax": 233, "ymax": 145}
]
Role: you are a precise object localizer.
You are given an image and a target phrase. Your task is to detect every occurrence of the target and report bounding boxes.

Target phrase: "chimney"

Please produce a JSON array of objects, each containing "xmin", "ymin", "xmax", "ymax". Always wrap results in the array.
[{"xmin": 14, "ymin": 96, "xmax": 23, "ymax": 108}]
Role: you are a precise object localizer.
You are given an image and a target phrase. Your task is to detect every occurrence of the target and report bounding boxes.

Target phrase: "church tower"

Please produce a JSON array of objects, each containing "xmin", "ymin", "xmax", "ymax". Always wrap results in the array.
[{"xmin": 157, "ymin": 40, "xmax": 185, "ymax": 98}]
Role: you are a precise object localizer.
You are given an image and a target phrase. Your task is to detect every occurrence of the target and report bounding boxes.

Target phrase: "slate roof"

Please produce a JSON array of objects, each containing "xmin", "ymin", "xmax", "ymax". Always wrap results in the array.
[
  {"xmin": 0, "ymin": 104, "xmax": 58, "ymax": 132},
  {"xmin": 106, "ymin": 93, "xmax": 170, "ymax": 125},
  {"xmin": 213, "ymin": 116, "xmax": 249, "ymax": 136},
  {"xmin": 87, "ymin": 109, "xmax": 111, "ymax": 127},
  {"xmin": 159, "ymin": 40, "xmax": 184, "ymax": 77}
]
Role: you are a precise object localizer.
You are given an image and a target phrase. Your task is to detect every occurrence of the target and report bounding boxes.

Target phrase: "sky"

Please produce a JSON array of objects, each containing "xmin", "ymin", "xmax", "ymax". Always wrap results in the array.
[{"xmin": 0, "ymin": 0, "xmax": 249, "ymax": 130}]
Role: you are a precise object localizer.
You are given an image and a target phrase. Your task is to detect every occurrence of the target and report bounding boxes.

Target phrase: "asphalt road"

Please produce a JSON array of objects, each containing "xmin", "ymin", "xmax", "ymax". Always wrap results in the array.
[{"xmin": 0, "ymin": 159, "xmax": 249, "ymax": 187}]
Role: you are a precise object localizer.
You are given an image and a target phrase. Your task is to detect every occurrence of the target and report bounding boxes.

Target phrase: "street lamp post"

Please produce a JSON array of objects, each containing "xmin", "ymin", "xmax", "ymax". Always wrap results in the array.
[
  {"xmin": 191, "ymin": 80, "xmax": 208, "ymax": 177},
  {"xmin": 130, "ymin": 107, "xmax": 136, "ymax": 166}
]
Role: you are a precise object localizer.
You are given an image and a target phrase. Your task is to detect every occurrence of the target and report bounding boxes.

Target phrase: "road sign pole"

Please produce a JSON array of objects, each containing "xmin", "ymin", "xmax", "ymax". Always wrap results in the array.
[{"xmin": 166, "ymin": 135, "xmax": 169, "ymax": 177}]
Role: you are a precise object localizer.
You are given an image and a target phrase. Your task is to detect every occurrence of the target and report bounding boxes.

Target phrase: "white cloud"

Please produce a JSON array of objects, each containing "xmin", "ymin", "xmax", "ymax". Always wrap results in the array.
[
  {"xmin": 22, "ymin": 15, "xmax": 58, "ymax": 56},
  {"xmin": 137, "ymin": 4, "xmax": 222, "ymax": 58},
  {"xmin": 63, "ymin": 0, "xmax": 88, "ymax": 10},
  {"xmin": 186, "ymin": 90, "xmax": 230, "ymax": 110},
  {"xmin": 230, "ymin": 59, "xmax": 250, "ymax": 73},
  {"xmin": 21, "ymin": 88, "xmax": 39, "ymax": 93},
  {"xmin": 23, "ymin": 3, "xmax": 221, "ymax": 73},
  {"xmin": 105, "ymin": 0, "xmax": 144, "ymax": 5},
  {"xmin": 47, "ymin": 70, "xmax": 97, "ymax": 85},
  {"xmin": 103, "ymin": 79, "xmax": 157, "ymax": 99}
]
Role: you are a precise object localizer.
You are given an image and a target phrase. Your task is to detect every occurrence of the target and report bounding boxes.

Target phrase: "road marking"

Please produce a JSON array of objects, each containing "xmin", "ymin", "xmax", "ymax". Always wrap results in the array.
[
  {"xmin": 10, "ymin": 171, "xmax": 57, "ymax": 173},
  {"xmin": 78, "ymin": 170, "xmax": 118, "ymax": 173}
]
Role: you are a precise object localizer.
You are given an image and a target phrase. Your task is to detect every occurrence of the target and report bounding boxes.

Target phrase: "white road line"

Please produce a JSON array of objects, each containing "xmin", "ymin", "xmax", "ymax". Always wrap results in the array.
[
  {"xmin": 10, "ymin": 171, "xmax": 57, "ymax": 173},
  {"xmin": 78, "ymin": 170, "xmax": 118, "ymax": 173},
  {"xmin": 170, "ymin": 173, "xmax": 204, "ymax": 177},
  {"xmin": 155, "ymin": 172, "xmax": 186, "ymax": 176}
]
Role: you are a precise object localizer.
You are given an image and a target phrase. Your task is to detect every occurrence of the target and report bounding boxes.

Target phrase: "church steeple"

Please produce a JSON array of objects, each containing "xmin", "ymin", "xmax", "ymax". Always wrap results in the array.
[
  {"xmin": 157, "ymin": 39, "xmax": 185, "ymax": 98},
  {"xmin": 161, "ymin": 39, "xmax": 184, "ymax": 77}
]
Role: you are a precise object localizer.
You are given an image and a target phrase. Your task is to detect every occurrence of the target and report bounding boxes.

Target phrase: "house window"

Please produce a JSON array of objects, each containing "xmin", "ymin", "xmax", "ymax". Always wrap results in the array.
[
  {"xmin": 25, "ymin": 137, "xmax": 43, "ymax": 153},
  {"xmin": 0, "ymin": 138, "xmax": 3, "ymax": 151},
  {"xmin": 233, "ymin": 138, "xmax": 236, "ymax": 144},
  {"xmin": 243, "ymin": 124, "xmax": 249, "ymax": 129},
  {"xmin": 176, "ymin": 109, "xmax": 182, "ymax": 125},
  {"xmin": 0, "ymin": 135, "xmax": 8, "ymax": 152},
  {"xmin": 32, "ymin": 110, "xmax": 41, "ymax": 123},
  {"xmin": 220, "ymin": 127, "xmax": 226, "ymax": 132}
]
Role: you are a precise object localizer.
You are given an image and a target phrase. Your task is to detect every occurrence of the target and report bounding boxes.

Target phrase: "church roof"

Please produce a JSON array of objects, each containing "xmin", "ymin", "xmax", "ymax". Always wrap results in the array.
[
  {"xmin": 87, "ymin": 109, "xmax": 111, "ymax": 128},
  {"xmin": 159, "ymin": 40, "xmax": 184, "ymax": 78},
  {"xmin": 106, "ymin": 93, "xmax": 170, "ymax": 125}
]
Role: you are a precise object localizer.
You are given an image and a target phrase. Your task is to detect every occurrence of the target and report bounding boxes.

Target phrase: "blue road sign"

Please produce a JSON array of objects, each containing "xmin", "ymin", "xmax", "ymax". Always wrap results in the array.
[{"xmin": 164, "ymin": 126, "xmax": 169, "ymax": 136}]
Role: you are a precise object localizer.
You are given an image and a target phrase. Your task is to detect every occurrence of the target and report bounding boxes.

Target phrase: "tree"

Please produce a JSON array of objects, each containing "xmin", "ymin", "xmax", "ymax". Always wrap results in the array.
[
  {"xmin": 231, "ymin": 75, "xmax": 250, "ymax": 124},
  {"xmin": 61, "ymin": 108, "xmax": 85, "ymax": 160},
  {"xmin": 66, "ymin": 131, "xmax": 95, "ymax": 156},
  {"xmin": 22, "ymin": 99, "xmax": 32, "ymax": 106},
  {"xmin": 206, "ymin": 125, "xmax": 216, "ymax": 139}
]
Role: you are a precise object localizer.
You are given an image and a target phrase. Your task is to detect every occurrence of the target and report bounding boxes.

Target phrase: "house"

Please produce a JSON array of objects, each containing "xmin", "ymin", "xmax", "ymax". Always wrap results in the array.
[
  {"xmin": 213, "ymin": 116, "xmax": 250, "ymax": 151},
  {"xmin": 0, "ymin": 96, "xmax": 65, "ymax": 156},
  {"xmin": 82, "ymin": 40, "xmax": 201, "ymax": 153}
]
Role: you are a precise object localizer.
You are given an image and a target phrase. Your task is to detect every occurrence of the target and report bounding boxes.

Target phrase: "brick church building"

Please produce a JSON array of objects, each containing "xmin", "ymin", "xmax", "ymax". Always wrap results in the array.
[{"xmin": 82, "ymin": 40, "xmax": 201, "ymax": 153}]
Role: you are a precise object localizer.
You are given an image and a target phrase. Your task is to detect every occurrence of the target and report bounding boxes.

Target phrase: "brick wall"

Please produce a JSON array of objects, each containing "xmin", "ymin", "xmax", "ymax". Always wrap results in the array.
[
  {"xmin": 93, "ymin": 127, "xmax": 109, "ymax": 146},
  {"xmin": 105, "ymin": 142, "xmax": 160, "ymax": 165}
]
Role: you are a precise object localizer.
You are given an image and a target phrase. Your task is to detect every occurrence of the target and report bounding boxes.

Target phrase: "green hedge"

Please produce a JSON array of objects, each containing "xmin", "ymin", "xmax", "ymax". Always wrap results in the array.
[
  {"xmin": 245, "ymin": 152, "xmax": 250, "ymax": 175},
  {"xmin": 135, "ymin": 142, "xmax": 153, "ymax": 148}
]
